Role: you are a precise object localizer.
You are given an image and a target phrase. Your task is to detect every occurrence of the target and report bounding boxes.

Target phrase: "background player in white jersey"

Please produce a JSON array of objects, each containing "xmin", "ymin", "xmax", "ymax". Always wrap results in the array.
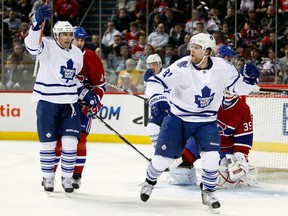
[
  {"xmin": 24, "ymin": 6, "xmax": 99, "ymax": 193},
  {"xmin": 140, "ymin": 33, "xmax": 260, "ymax": 213},
  {"xmin": 168, "ymin": 45, "xmax": 257, "ymax": 188},
  {"xmin": 54, "ymin": 26, "xmax": 106, "ymax": 190},
  {"xmin": 144, "ymin": 54, "xmax": 165, "ymax": 147}
]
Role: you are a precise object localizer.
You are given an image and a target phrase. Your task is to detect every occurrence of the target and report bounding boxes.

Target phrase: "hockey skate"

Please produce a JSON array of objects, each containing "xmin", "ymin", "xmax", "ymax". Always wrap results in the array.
[
  {"xmin": 140, "ymin": 179, "xmax": 157, "ymax": 202},
  {"xmin": 41, "ymin": 177, "xmax": 55, "ymax": 192},
  {"xmin": 61, "ymin": 177, "xmax": 74, "ymax": 193},
  {"xmin": 72, "ymin": 173, "xmax": 82, "ymax": 189},
  {"xmin": 200, "ymin": 183, "xmax": 221, "ymax": 214}
]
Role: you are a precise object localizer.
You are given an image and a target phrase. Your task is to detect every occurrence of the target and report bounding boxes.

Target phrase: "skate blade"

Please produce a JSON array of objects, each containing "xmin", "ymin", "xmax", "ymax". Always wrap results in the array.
[
  {"xmin": 64, "ymin": 191, "xmax": 74, "ymax": 198},
  {"xmin": 45, "ymin": 191, "xmax": 53, "ymax": 197},
  {"xmin": 204, "ymin": 206, "xmax": 220, "ymax": 214}
]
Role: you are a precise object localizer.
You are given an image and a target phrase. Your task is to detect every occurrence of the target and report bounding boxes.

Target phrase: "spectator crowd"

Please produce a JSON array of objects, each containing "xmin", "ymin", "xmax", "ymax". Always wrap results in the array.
[{"xmin": 1, "ymin": 0, "xmax": 288, "ymax": 91}]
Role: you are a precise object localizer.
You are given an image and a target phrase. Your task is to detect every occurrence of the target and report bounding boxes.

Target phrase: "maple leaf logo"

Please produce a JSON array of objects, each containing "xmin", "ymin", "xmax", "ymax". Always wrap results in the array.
[
  {"xmin": 194, "ymin": 86, "xmax": 215, "ymax": 108},
  {"xmin": 60, "ymin": 59, "xmax": 76, "ymax": 83}
]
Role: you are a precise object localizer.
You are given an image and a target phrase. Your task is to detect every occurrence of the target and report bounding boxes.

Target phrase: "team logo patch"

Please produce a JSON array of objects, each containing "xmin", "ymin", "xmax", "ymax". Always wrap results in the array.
[
  {"xmin": 194, "ymin": 86, "xmax": 215, "ymax": 108},
  {"xmin": 177, "ymin": 61, "xmax": 188, "ymax": 68},
  {"xmin": 60, "ymin": 59, "xmax": 76, "ymax": 83},
  {"xmin": 46, "ymin": 133, "xmax": 51, "ymax": 138}
]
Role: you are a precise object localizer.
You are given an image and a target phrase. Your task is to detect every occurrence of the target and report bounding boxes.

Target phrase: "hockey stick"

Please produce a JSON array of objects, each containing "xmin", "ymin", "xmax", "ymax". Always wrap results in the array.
[
  {"xmin": 95, "ymin": 115, "xmax": 151, "ymax": 162},
  {"xmin": 107, "ymin": 82, "xmax": 146, "ymax": 100},
  {"xmin": 33, "ymin": 0, "xmax": 48, "ymax": 77}
]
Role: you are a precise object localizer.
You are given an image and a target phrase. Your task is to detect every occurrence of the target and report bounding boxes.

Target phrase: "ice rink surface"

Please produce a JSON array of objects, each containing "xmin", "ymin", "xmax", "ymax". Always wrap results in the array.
[{"xmin": 1, "ymin": 140, "xmax": 288, "ymax": 216}]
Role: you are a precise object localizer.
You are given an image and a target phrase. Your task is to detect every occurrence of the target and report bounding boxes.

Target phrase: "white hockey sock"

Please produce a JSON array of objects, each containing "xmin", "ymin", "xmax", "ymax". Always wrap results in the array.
[
  {"xmin": 40, "ymin": 141, "xmax": 56, "ymax": 178},
  {"xmin": 61, "ymin": 136, "xmax": 77, "ymax": 178},
  {"xmin": 200, "ymin": 151, "xmax": 220, "ymax": 191},
  {"xmin": 146, "ymin": 155, "xmax": 174, "ymax": 182}
]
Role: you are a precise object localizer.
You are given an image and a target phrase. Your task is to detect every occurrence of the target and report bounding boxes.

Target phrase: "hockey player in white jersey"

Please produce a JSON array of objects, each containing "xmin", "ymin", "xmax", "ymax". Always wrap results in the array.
[
  {"xmin": 24, "ymin": 6, "xmax": 98, "ymax": 193},
  {"xmin": 140, "ymin": 33, "xmax": 260, "ymax": 213},
  {"xmin": 144, "ymin": 54, "xmax": 165, "ymax": 147},
  {"xmin": 168, "ymin": 45, "xmax": 257, "ymax": 188}
]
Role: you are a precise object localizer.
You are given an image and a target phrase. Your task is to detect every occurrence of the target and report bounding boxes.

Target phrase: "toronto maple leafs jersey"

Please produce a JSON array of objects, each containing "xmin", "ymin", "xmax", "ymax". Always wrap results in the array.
[
  {"xmin": 217, "ymin": 97, "xmax": 253, "ymax": 156},
  {"xmin": 24, "ymin": 28, "xmax": 83, "ymax": 104},
  {"xmin": 146, "ymin": 56, "xmax": 254, "ymax": 122}
]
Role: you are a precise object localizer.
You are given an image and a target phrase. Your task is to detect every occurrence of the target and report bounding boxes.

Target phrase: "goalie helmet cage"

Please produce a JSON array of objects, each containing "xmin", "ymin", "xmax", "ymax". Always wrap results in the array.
[{"xmin": 243, "ymin": 90, "xmax": 288, "ymax": 177}]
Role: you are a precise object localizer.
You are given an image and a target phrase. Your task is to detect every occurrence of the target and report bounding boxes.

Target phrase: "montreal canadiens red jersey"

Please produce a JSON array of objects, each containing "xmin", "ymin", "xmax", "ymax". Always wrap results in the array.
[
  {"xmin": 217, "ymin": 97, "xmax": 253, "ymax": 156},
  {"xmin": 78, "ymin": 48, "xmax": 106, "ymax": 100}
]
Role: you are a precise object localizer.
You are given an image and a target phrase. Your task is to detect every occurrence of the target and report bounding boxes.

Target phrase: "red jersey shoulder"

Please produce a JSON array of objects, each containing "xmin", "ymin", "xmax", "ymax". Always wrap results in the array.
[
  {"xmin": 84, "ymin": 48, "xmax": 99, "ymax": 60},
  {"xmin": 79, "ymin": 48, "xmax": 105, "ymax": 83},
  {"xmin": 218, "ymin": 98, "xmax": 251, "ymax": 128}
]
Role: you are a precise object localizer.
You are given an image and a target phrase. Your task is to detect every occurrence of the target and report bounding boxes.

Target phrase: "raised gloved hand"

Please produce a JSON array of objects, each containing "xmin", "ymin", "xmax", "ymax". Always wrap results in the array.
[
  {"xmin": 79, "ymin": 88, "xmax": 100, "ymax": 107},
  {"xmin": 81, "ymin": 102, "xmax": 102, "ymax": 119},
  {"xmin": 149, "ymin": 95, "xmax": 170, "ymax": 117},
  {"xmin": 240, "ymin": 63, "xmax": 260, "ymax": 85},
  {"xmin": 31, "ymin": 5, "xmax": 52, "ymax": 30}
]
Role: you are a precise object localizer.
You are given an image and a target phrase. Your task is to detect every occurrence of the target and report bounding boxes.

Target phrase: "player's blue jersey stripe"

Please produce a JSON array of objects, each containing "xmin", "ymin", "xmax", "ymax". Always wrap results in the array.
[
  {"xmin": 35, "ymin": 81, "xmax": 77, "ymax": 87},
  {"xmin": 33, "ymin": 89, "xmax": 78, "ymax": 96}
]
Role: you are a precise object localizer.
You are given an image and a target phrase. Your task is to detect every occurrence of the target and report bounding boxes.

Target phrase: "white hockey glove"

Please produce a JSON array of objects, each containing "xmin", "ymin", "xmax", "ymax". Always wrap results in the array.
[
  {"xmin": 167, "ymin": 158, "xmax": 197, "ymax": 185},
  {"xmin": 227, "ymin": 153, "xmax": 249, "ymax": 182}
]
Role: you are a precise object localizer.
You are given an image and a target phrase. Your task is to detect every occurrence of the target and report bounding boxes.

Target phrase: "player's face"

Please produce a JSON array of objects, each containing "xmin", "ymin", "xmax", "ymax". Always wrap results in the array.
[
  {"xmin": 72, "ymin": 38, "xmax": 85, "ymax": 50},
  {"xmin": 148, "ymin": 62, "xmax": 160, "ymax": 74},
  {"xmin": 190, "ymin": 44, "xmax": 204, "ymax": 64},
  {"xmin": 58, "ymin": 32, "xmax": 73, "ymax": 49}
]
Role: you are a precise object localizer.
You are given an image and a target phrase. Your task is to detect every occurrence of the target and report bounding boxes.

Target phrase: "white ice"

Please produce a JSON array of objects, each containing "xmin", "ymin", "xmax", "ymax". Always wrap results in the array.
[{"xmin": 1, "ymin": 141, "xmax": 288, "ymax": 216}]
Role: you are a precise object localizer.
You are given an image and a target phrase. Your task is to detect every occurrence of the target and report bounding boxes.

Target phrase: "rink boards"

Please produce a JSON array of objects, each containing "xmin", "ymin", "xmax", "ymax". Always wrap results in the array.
[{"xmin": 0, "ymin": 92, "xmax": 287, "ymax": 153}]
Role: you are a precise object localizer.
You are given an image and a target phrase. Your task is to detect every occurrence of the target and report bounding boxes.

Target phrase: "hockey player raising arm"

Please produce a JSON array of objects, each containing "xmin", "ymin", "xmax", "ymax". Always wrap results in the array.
[
  {"xmin": 24, "ymin": 6, "xmax": 89, "ymax": 193},
  {"xmin": 140, "ymin": 33, "xmax": 260, "ymax": 213},
  {"xmin": 55, "ymin": 27, "xmax": 106, "ymax": 190}
]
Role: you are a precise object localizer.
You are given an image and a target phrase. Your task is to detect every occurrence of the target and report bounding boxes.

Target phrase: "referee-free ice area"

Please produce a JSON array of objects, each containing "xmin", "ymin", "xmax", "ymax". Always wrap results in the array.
[{"xmin": 0, "ymin": 141, "xmax": 288, "ymax": 216}]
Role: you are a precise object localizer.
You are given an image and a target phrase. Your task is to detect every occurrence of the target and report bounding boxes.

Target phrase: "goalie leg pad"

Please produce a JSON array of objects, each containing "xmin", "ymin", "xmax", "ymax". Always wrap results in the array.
[{"xmin": 167, "ymin": 158, "xmax": 198, "ymax": 185}]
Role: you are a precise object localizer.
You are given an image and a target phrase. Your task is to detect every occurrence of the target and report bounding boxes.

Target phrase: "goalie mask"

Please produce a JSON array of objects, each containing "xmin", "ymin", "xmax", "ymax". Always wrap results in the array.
[{"xmin": 223, "ymin": 88, "xmax": 238, "ymax": 107}]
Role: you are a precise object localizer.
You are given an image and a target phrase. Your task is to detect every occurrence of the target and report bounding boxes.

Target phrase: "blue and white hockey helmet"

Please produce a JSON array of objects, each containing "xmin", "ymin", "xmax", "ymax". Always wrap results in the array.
[
  {"xmin": 218, "ymin": 45, "xmax": 237, "ymax": 59},
  {"xmin": 53, "ymin": 21, "xmax": 73, "ymax": 38},
  {"xmin": 74, "ymin": 27, "xmax": 88, "ymax": 39},
  {"xmin": 189, "ymin": 33, "xmax": 216, "ymax": 52}
]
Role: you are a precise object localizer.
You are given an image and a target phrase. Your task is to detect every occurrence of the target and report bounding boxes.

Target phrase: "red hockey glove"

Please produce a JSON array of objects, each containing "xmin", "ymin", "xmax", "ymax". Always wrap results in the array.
[{"xmin": 81, "ymin": 102, "xmax": 102, "ymax": 119}]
